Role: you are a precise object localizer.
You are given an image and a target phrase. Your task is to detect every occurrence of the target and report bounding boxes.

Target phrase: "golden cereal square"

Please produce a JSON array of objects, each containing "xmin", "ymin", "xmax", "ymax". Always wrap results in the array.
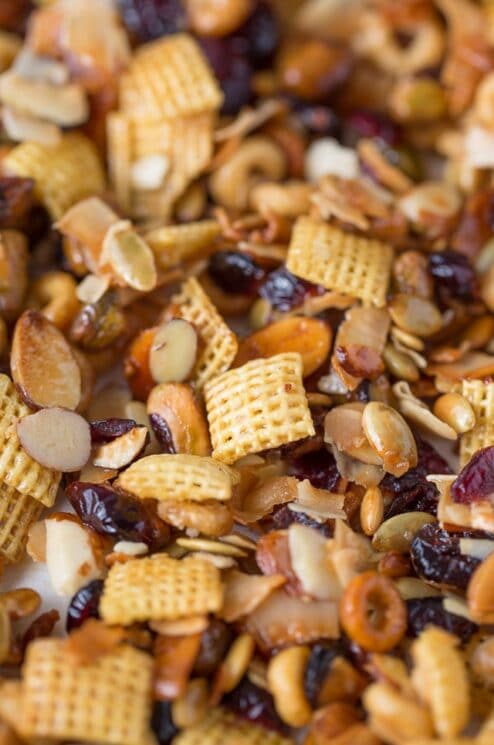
[
  {"xmin": 460, "ymin": 380, "xmax": 494, "ymax": 466},
  {"xmin": 99, "ymin": 554, "xmax": 223, "ymax": 625},
  {"xmin": 145, "ymin": 220, "xmax": 220, "ymax": 269},
  {"xmin": 3, "ymin": 133, "xmax": 105, "ymax": 218},
  {"xmin": 172, "ymin": 277, "xmax": 238, "ymax": 389},
  {"xmin": 172, "ymin": 708, "xmax": 292, "ymax": 745},
  {"xmin": 120, "ymin": 34, "xmax": 223, "ymax": 121},
  {"xmin": 19, "ymin": 639, "xmax": 156, "ymax": 745},
  {"xmin": 0, "ymin": 375, "xmax": 60, "ymax": 506},
  {"xmin": 286, "ymin": 217, "xmax": 393, "ymax": 307},
  {"xmin": 204, "ymin": 352, "xmax": 315, "ymax": 464},
  {"xmin": 0, "ymin": 483, "xmax": 42, "ymax": 563}
]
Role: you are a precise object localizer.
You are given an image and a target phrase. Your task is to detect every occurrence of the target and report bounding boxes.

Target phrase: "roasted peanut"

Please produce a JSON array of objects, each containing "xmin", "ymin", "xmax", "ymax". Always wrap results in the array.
[
  {"xmin": 360, "ymin": 486, "xmax": 384, "ymax": 537},
  {"xmin": 362, "ymin": 402, "xmax": 418, "ymax": 477},
  {"xmin": 185, "ymin": 0, "xmax": 251, "ymax": 37},
  {"xmin": 468, "ymin": 552, "xmax": 494, "ymax": 623},
  {"xmin": 277, "ymin": 38, "xmax": 351, "ymax": 101},
  {"xmin": 433, "ymin": 392, "xmax": 476, "ymax": 434},
  {"xmin": 389, "ymin": 294, "xmax": 443, "ymax": 338},
  {"xmin": 383, "ymin": 343, "xmax": 420, "ymax": 382},
  {"xmin": 267, "ymin": 645, "xmax": 312, "ymax": 727}
]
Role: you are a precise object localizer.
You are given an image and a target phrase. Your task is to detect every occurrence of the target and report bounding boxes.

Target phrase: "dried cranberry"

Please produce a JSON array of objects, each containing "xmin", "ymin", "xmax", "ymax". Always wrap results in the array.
[
  {"xmin": 287, "ymin": 448, "xmax": 340, "ymax": 491},
  {"xmin": 382, "ymin": 439, "xmax": 451, "ymax": 518},
  {"xmin": 117, "ymin": 0, "xmax": 186, "ymax": 41},
  {"xmin": 0, "ymin": 0, "xmax": 32, "ymax": 33},
  {"xmin": 89, "ymin": 418, "xmax": 137, "ymax": 443},
  {"xmin": 208, "ymin": 251, "xmax": 265, "ymax": 296},
  {"xmin": 234, "ymin": 1, "xmax": 279, "ymax": 69},
  {"xmin": 66, "ymin": 579, "xmax": 104, "ymax": 632},
  {"xmin": 429, "ymin": 250, "xmax": 477, "ymax": 300},
  {"xmin": 451, "ymin": 446, "xmax": 494, "ymax": 504},
  {"xmin": 258, "ymin": 267, "xmax": 321, "ymax": 311},
  {"xmin": 0, "ymin": 177, "xmax": 35, "ymax": 229},
  {"xmin": 148, "ymin": 413, "xmax": 176, "ymax": 453},
  {"xmin": 223, "ymin": 678, "xmax": 287, "ymax": 734},
  {"xmin": 345, "ymin": 110, "xmax": 400, "ymax": 147},
  {"xmin": 199, "ymin": 37, "xmax": 252, "ymax": 115},
  {"xmin": 193, "ymin": 619, "xmax": 233, "ymax": 676},
  {"xmin": 151, "ymin": 701, "xmax": 178, "ymax": 745},
  {"xmin": 406, "ymin": 598, "xmax": 477, "ymax": 643},
  {"xmin": 410, "ymin": 523, "xmax": 481, "ymax": 590},
  {"xmin": 304, "ymin": 641, "xmax": 349, "ymax": 707},
  {"xmin": 22, "ymin": 609, "xmax": 60, "ymax": 652},
  {"xmin": 66, "ymin": 482, "xmax": 170, "ymax": 551},
  {"xmin": 271, "ymin": 504, "xmax": 333, "ymax": 537},
  {"xmin": 296, "ymin": 104, "xmax": 340, "ymax": 135}
]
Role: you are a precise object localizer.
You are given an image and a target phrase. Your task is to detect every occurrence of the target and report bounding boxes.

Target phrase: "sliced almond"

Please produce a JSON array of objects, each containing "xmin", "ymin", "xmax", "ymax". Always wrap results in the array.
[
  {"xmin": 0, "ymin": 71, "xmax": 88, "ymax": 127},
  {"xmin": 147, "ymin": 382, "xmax": 210, "ymax": 455},
  {"xmin": 149, "ymin": 320, "xmax": 198, "ymax": 384},
  {"xmin": 45, "ymin": 517, "xmax": 103, "ymax": 596},
  {"xmin": 288, "ymin": 524, "xmax": 340, "ymax": 600},
  {"xmin": 12, "ymin": 310, "xmax": 82, "ymax": 410},
  {"xmin": 76, "ymin": 274, "xmax": 110, "ymax": 304},
  {"xmin": 101, "ymin": 221, "xmax": 157, "ymax": 292},
  {"xmin": 17, "ymin": 407, "xmax": 91, "ymax": 472},
  {"xmin": 92, "ymin": 425, "xmax": 149, "ymax": 469}
]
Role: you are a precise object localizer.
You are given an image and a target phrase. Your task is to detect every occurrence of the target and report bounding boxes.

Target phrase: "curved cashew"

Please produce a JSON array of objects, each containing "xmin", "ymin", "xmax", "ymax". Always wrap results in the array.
[
  {"xmin": 28, "ymin": 271, "xmax": 80, "ymax": 330},
  {"xmin": 209, "ymin": 136, "xmax": 286, "ymax": 211},
  {"xmin": 249, "ymin": 180, "xmax": 313, "ymax": 218},
  {"xmin": 267, "ymin": 645, "xmax": 312, "ymax": 727}
]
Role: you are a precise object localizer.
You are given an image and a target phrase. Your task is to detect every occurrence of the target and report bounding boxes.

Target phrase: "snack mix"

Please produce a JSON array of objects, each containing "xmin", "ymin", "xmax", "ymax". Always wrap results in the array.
[{"xmin": 4, "ymin": 0, "xmax": 494, "ymax": 743}]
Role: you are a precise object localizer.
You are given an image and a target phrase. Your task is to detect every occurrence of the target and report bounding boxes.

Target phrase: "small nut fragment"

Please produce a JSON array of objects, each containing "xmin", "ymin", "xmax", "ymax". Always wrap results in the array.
[
  {"xmin": 360, "ymin": 486, "xmax": 384, "ymax": 537},
  {"xmin": 389, "ymin": 294, "xmax": 443, "ymax": 338},
  {"xmin": 267, "ymin": 645, "xmax": 312, "ymax": 727},
  {"xmin": 149, "ymin": 320, "xmax": 198, "ymax": 385},
  {"xmin": 92, "ymin": 425, "xmax": 149, "ymax": 470},
  {"xmin": 17, "ymin": 407, "xmax": 91, "ymax": 472},
  {"xmin": 433, "ymin": 393, "xmax": 476, "ymax": 434},
  {"xmin": 362, "ymin": 402, "xmax": 418, "ymax": 477},
  {"xmin": 157, "ymin": 499, "xmax": 233, "ymax": 537},
  {"xmin": 147, "ymin": 383, "xmax": 211, "ymax": 456},
  {"xmin": 468, "ymin": 552, "xmax": 494, "ymax": 623},
  {"xmin": 383, "ymin": 343, "xmax": 419, "ymax": 382},
  {"xmin": 12, "ymin": 310, "xmax": 82, "ymax": 410},
  {"xmin": 101, "ymin": 221, "xmax": 157, "ymax": 292}
]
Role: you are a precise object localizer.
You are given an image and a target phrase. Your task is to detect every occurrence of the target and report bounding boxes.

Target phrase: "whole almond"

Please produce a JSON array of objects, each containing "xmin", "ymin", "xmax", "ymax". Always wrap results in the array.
[{"xmin": 12, "ymin": 310, "xmax": 81, "ymax": 410}]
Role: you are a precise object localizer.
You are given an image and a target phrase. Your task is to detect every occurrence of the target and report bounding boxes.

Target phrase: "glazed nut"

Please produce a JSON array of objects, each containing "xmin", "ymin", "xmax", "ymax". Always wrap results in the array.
[
  {"xmin": 324, "ymin": 403, "xmax": 382, "ymax": 466},
  {"xmin": 433, "ymin": 393, "xmax": 476, "ymax": 434},
  {"xmin": 92, "ymin": 426, "xmax": 149, "ymax": 470},
  {"xmin": 157, "ymin": 499, "xmax": 233, "ymax": 537},
  {"xmin": 185, "ymin": 0, "xmax": 251, "ymax": 36},
  {"xmin": 467, "ymin": 552, "xmax": 494, "ymax": 623},
  {"xmin": 149, "ymin": 319, "xmax": 198, "ymax": 385},
  {"xmin": 372, "ymin": 512, "xmax": 435, "ymax": 553},
  {"xmin": 209, "ymin": 136, "xmax": 286, "ymax": 211},
  {"xmin": 249, "ymin": 181, "xmax": 313, "ymax": 218},
  {"xmin": 70, "ymin": 291, "xmax": 126, "ymax": 352},
  {"xmin": 171, "ymin": 678, "xmax": 209, "ymax": 729},
  {"xmin": 360, "ymin": 486, "xmax": 384, "ymax": 537},
  {"xmin": 28, "ymin": 271, "xmax": 80, "ymax": 330},
  {"xmin": 339, "ymin": 571, "xmax": 407, "ymax": 653},
  {"xmin": 147, "ymin": 383, "xmax": 211, "ymax": 456},
  {"xmin": 211, "ymin": 633, "xmax": 255, "ymax": 703},
  {"xmin": 101, "ymin": 221, "xmax": 157, "ymax": 293},
  {"xmin": 383, "ymin": 343, "xmax": 419, "ymax": 382},
  {"xmin": 17, "ymin": 407, "xmax": 91, "ymax": 472},
  {"xmin": 277, "ymin": 38, "xmax": 351, "ymax": 102},
  {"xmin": 392, "ymin": 250, "xmax": 434, "ymax": 299},
  {"xmin": 388, "ymin": 294, "xmax": 443, "ymax": 338},
  {"xmin": 471, "ymin": 637, "xmax": 494, "ymax": 687},
  {"xmin": 362, "ymin": 402, "xmax": 418, "ymax": 477},
  {"xmin": 266, "ymin": 645, "xmax": 312, "ymax": 728}
]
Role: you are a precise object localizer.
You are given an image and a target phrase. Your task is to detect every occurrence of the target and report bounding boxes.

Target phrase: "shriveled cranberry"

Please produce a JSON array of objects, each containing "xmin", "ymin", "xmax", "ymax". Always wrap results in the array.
[
  {"xmin": 66, "ymin": 482, "xmax": 170, "ymax": 551},
  {"xmin": 208, "ymin": 251, "xmax": 265, "ymax": 296},
  {"xmin": 235, "ymin": 1, "xmax": 279, "ymax": 69},
  {"xmin": 258, "ymin": 267, "xmax": 321, "ymax": 311},
  {"xmin": 451, "ymin": 446, "xmax": 494, "ymax": 504},
  {"xmin": 304, "ymin": 641, "xmax": 349, "ymax": 707},
  {"xmin": 148, "ymin": 413, "xmax": 176, "ymax": 453},
  {"xmin": 66, "ymin": 579, "xmax": 104, "ymax": 632},
  {"xmin": 0, "ymin": 0, "xmax": 32, "ymax": 33},
  {"xmin": 199, "ymin": 37, "xmax": 252, "ymax": 115},
  {"xmin": 429, "ymin": 250, "xmax": 477, "ymax": 300},
  {"xmin": 89, "ymin": 418, "xmax": 137, "ymax": 443},
  {"xmin": 271, "ymin": 504, "xmax": 333, "ymax": 537},
  {"xmin": 345, "ymin": 110, "xmax": 400, "ymax": 147},
  {"xmin": 117, "ymin": 0, "xmax": 186, "ymax": 41},
  {"xmin": 287, "ymin": 448, "xmax": 340, "ymax": 492},
  {"xmin": 151, "ymin": 701, "xmax": 178, "ymax": 745},
  {"xmin": 223, "ymin": 678, "xmax": 287, "ymax": 734},
  {"xmin": 406, "ymin": 598, "xmax": 477, "ymax": 643},
  {"xmin": 0, "ymin": 177, "xmax": 35, "ymax": 229},
  {"xmin": 410, "ymin": 523, "xmax": 481, "ymax": 590},
  {"xmin": 193, "ymin": 619, "xmax": 233, "ymax": 676}
]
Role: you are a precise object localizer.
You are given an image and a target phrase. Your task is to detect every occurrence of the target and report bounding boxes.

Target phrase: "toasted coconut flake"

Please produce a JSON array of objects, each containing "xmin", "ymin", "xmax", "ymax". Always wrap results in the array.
[
  {"xmin": 76, "ymin": 274, "xmax": 110, "ymax": 305},
  {"xmin": 293, "ymin": 480, "xmax": 346, "ymax": 519},
  {"xmin": 101, "ymin": 221, "xmax": 157, "ymax": 292},
  {"xmin": 57, "ymin": 197, "xmax": 119, "ymax": 274},
  {"xmin": 325, "ymin": 403, "xmax": 382, "ymax": 466},
  {"xmin": 92, "ymin": 425, "xmax": 149, "ymax": 469},
  {"xmin": 17, "ymin": 408, "xmax": 91, "ymax": 473},
  {"xmin": 175, "ymin": 537, "xmax": 247, "ymax": 558},
  {"xmin": 288, "ymin": 524, "xmax": 340, "ymax": 600},
  {"xmin": 235, "ymin": 476, "xmax": 298, "ymax": 522},
  {"xmin": 426, "ymin": 352, "xmax": 494, "ymax": 381},
  {"xmin": 221, "ymin": 570, "xmax": 286, "ymax": 622},
  {"xmin": 393, "ymin": 381, "xmax": 458, "ymax": 441},
  {"xmin": 0, "ymin": 71, "xmax": 88, "ymax": 127},
  {"xmin": 2, "ymin": 107, "xmax": 61, "ymax": 146}
]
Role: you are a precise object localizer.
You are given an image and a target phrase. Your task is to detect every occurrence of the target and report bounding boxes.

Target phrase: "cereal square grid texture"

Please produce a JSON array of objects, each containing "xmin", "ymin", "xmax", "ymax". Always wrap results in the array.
[
  {"xmin": 460, "ymin": 380, "xmax": 494, "ymax": 466},
  {"xmin": 117, "ymin": 454, "xmax": 236, "ymax": 502},
  {"xmin": 145, "ymin": 220, "xmax": 220, "ymax": 270},
  {"xmin": 119, "ymin": 34, "xmax": 223, "ymax": 121},
  {"xmin": 99, "ymin": 554, "xmax": 224, "ymax": 624},
  {"xmin": 0, "ymin": 483, "xmax": 42, "ymax": 563},
  {"xmin": 19, "ymin": 639, "xmax": 156, "ymax": 745},
  {"xmin": 204, "ymin": 352, "xmax": 315, "ymax": 464},
  {"xmin": 3, "ymin": 133, "xmax": 105, "ymax": 219},
  {"xmin": 286, "ymin": 217, "xmax": 393, "ymax": 308},
  {"xmin": 172, "ymin": 708, "xmax": 292, "ymax": 745},
  {"xmin": 0, "ymin": 375, "xmax": 60, "ymax": 507},
  {"xmin": 172, "ymin": 277, "xmax": 238, "ymax": 389}
]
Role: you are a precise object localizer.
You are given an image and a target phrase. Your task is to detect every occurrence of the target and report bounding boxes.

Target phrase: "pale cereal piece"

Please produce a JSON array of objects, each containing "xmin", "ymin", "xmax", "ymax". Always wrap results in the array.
[
  {"xmin": 116, "ymin": 454, "xmax": 237, "ymax": 502},
  {"xmin": 0, "ymin": 483, "xmax": 42, "ymax": 563},
  {"xmin": 120, "ymin": 34, "xmax": 223, "ymax": 121},
  {"xmin": 99, "ymin": 554, "xmax": 223, "ymax": 624},
  {"xmin": 19, "ymin": 638, "xmax": 156, "ymax": 745},
  {"xmin": 145, "ymin": 220, "xmax": 220, "ymax": 270},
  {"xmin": 3, "ymin": 133, "xmax": 105, "ymax": 218},
  {"xmin": 411, "ymin": 626, "xmax": 470, "ymax": 738},
  {"xmin": 286, "ymin": 217, "xmax": 393, "ymax": 308},
  {"xmin": 204, "ymin": 353, "xmax": 315, "ymax": 464},
  {"xmin": 107, "ymin": 112, "xmax": 132, "ymax": 213},
  {"xmin": 0, "ymin": 375, "xmax": 60, "ymax": 507},
  {"xmin": 171, "ymin": 707, "xmax": 292, "ymax": 745},
  {"xmin": 172, "ymin": 278, "xmax": 238, "ymax": 389},
  {"xmin": 460, "ymin": 379, "xmax": 494, "ymax": 466}
]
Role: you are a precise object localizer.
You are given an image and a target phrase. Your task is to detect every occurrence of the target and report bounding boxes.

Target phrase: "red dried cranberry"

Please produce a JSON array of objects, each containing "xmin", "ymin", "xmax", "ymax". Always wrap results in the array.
[
  {"xmin": 258, "ymin": 267, "xmax": 321, "ymax": 311},
  {"xmin": 410, "ymin": 523, "xmax": 481, "ymax": 590},
  {"xmin": 199, "ymin": 37, "xmax": 253, "ymax": 115},
  {"xmin": 287, "ymin": 448, "xmax": 340, "ymax": 491},
  {"xmin": 89, "ymin": 418, "xmax": 137, "ymax": 443},
  {"xmin": 148, "ymin": 413, "xmax": 176, "ymax": 453},
  {"xmin": 66, "ymin": 482, "xmax": 170, "ymax": 551},
  {"xmin": 223, "ymin": 678, "xmax": 287, "ymax": 734},
  {"xmin": 66, "ymin": 579, "xmax": 104, "ymax": 632},
  {"xmin": 345, "ymin": 110, "xmax": 401, "ymax": 147},
  {"xmin": 270, "ymin": 504, "xmax": 333, "ymax": 537},
  {"xmin": 208, "ymin": 251, "xmax": 265, "ymax": 296},
  {"xmin": 429, "ymin": 250, "xmax": 477, "ymax": 300},
  {"xmin": 193, "ymin": 619, "xmax": 233, "ymax": 676},
  {"xmin": 406, "ymin": 598, "xmax": 477, "ymax": 643},
  {"xmin": 234, "ymin": 1, "xmax": 279, "ymax": 69},
  {"xmin": 0, "ymin": 0, "xmax": 32, "ymax": 33},
  {"xmin": 117, "ymin": 0, "xmax": 186, "ymax": 41},
  {"xmin": 151, "ymin": 702, "xmax": 178, "ymax": 745},
  {"xmin": 304, "ymin": 641, "xmax": 349, "ymax": 707},
  {"xmin": 0, "ymin": 177, "xmax": 35, "ymax": 229},
  {"xmin": 451, "ymin": 446, "xmax": 494, "ymax": 504}
]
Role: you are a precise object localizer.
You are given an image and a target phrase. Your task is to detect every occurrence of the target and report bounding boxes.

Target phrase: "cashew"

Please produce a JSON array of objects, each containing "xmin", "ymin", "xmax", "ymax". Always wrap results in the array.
[
  {"xmin": 28, "ymin": 271, "xmax": 80, "ymax": 330},
  {"xmin": 267, "ymin": 645, "xmax": 312, "ymax": 727}
]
